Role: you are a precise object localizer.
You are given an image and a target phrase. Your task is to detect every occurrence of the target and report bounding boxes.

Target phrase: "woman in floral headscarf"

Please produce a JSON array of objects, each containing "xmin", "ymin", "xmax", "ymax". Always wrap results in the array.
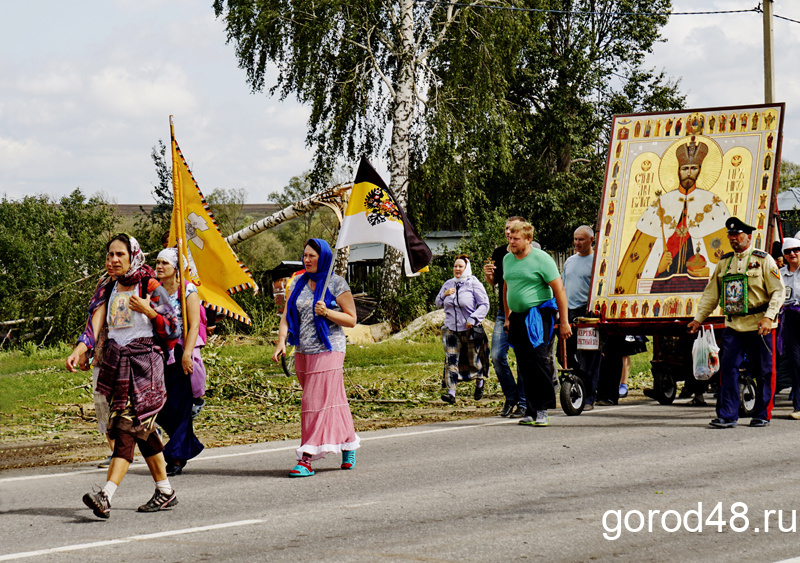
[
  {"xmin": 67, "ymin": 234, "xmax": 180, "ymax": 519},
  {"xmin": 272, "ymin": 238, "xmax": 359, "ymax": 477}
]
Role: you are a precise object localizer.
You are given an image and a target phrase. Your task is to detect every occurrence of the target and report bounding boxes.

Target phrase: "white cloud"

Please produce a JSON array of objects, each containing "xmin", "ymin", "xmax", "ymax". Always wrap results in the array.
[
  {"xmin": 88, "ymin": 63, "xmax": 198, "ymax": 117},
  {"xmin": 646, "ymin": 0, "xmax": 800, "ymax": 163},
  {"xmin": 1, "ymin": 0, "xmax": 798, "ymax": 206}
]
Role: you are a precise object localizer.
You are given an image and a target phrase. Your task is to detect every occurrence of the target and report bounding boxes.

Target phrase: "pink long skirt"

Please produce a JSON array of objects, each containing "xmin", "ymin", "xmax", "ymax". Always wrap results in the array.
[{"xmin": 295, "ymin": 351, "xmax": 360, "ymax": 461}]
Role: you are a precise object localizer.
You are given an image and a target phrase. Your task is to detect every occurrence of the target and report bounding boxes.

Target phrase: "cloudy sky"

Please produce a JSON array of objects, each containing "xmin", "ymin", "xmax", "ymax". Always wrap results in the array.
[{"xmin": 1, "ymin": 1, "xmax": 799, "ymax": 205}]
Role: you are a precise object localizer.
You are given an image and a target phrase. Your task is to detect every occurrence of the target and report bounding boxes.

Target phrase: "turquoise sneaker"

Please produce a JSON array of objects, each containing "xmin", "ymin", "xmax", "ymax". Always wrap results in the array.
[
  {"xmin": 288, "ymin": 459, "xmax": 315, "ymax": 478},
  {"xmin": 341, "ymin": 450, "xmax": 356, "ymax": 470}
]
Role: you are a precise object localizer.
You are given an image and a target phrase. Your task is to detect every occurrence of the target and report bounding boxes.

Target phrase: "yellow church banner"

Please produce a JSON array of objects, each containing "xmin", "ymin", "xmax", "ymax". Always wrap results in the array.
[
  {"xmin": 168, "ymin": 119, "xmax": 257, "ymax": 325},
  {"xmin": 590, "ymin": 103, "xmax": 784, "ymax": 321}
]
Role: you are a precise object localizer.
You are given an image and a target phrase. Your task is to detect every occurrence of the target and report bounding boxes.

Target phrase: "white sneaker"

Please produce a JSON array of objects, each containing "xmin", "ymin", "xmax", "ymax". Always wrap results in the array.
[
  {"xmin": 534, "ymin": 410, "xmax": 549, "ymax": 426},
  {"xmin": 518, "ymin": 416, "xmax": 534, "ymax": 425},
  {"xmin": 790, "ymin": 410, "xmax": 800, "ymax": 420}
]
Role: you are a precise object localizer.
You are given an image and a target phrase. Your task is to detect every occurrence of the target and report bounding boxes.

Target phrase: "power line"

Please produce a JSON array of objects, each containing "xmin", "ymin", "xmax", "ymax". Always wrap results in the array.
[
  {"xmin": 774, "ymin": 13, "xmax": 800, "ymax": 25},
  {"xmin": 414, "ymin": 0, "xmax": 761, "ymax": 17},
  {"xmin": 415, "ymin": 1, "xmax": 800, "ymax": 24}
]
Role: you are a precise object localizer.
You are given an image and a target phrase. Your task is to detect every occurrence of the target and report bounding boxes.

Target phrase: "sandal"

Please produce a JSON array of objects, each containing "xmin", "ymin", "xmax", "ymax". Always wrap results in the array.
[
  {"xmin": 341, "ymin": 450, "xmax": 356, "ymax": 470},
  {"xmin": 288, "ymin": 458, "xmax": 315, "ymax": 478}
]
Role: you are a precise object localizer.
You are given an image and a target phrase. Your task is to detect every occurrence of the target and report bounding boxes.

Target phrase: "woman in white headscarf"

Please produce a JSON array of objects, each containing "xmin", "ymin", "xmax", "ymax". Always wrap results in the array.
[
  {"xmin": 154, "ymin": 247, "xmax": 206, "ymax": 477},
  {"xmin": 435, "ymin": 254, "xmax": 491, "ymax": 404}
]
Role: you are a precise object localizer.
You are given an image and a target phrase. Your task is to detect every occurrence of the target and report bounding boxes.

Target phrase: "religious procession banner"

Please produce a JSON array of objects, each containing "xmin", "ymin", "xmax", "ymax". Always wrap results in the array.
[
  {"xmin": 589, "ymin": 103, "xmax": 784, "ymax": 321},
  {"xmin": 168, "ymin": 118, "xmax": 257, "ymax": 325}
]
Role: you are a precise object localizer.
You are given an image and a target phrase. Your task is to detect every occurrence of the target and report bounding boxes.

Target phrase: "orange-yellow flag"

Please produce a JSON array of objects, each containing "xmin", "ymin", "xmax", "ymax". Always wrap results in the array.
[{"xmin": 168, "ymin": 121, "xmax": 257, "ymax": 325}]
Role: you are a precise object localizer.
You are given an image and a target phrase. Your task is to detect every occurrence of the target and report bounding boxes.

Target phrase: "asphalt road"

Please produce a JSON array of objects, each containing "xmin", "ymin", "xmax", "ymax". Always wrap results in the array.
[{"xmin": 3, "ymin": 398, "xmax": 800, "ymax": 562}]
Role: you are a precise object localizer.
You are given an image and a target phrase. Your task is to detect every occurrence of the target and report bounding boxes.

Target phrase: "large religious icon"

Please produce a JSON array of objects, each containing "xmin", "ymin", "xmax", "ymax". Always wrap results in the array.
[
  {"xmin": 615, "ymin": 135, "xmax": 729, "ymax": 294},
  {"xmin": 589, "ymin": 103, "xmax": 785, "ymax": 320}
]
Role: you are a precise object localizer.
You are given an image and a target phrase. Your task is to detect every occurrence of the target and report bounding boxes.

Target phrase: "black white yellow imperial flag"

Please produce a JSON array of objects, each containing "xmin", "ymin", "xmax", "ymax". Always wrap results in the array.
[{"xmin": 336, "ymin": 156, "xmax": 432, "ymax": 276}]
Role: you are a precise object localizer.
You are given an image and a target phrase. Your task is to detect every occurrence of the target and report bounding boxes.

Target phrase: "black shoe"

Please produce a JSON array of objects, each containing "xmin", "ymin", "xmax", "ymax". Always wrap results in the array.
[
  {"xmin": 82, "ymin": 489, "xmax": 111, "ymax": 519},
  {"xmin": 166, "ymin": 460, "xmax": 185, "ymax": 476},
  {"xmin": 510, "ymin": 404, "xmax": 527, "ymax": 418},
  {"xmin": 709, "ymin": 418, "xmax": 737, "ymax": 429},
  {"xmin": 441, "ymin": 393, "xmax": 456, "ymax": 404},
  {"xmin": 138, "ymin": 488, "xmax": 178, "ymax": 512},
  {"xmin": 749, "ymin": 418, "xmax": 770, "ymax": 427},
  {"xmin": 500, "ymin": 401, "xmax": 516, "ymax": 417},
  {"xmin": 474, "ymin": 383, "xmax": 484, "ymax": 400},
  {"xmin": 596, "ymin": 399, "xmax": 614, "ymax": 406}
]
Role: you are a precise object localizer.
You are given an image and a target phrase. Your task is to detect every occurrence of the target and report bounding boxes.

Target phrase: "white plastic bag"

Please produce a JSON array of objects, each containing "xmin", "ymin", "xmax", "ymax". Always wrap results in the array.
[{"xmin": 692, "ymin": 325, "xmax": 720, "ymax": 380}]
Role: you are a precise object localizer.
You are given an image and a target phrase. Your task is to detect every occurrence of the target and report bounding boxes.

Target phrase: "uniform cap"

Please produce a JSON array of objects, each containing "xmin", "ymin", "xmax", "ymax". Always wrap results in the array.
[{"xmin": 726, "ymin": 217, "xmax": 755, "ymax": 235}]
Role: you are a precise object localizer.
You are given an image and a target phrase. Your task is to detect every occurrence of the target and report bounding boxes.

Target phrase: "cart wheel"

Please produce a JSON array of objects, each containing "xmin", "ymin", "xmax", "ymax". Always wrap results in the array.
[
  {"xmin": 652, "ymin": 369, "xmax": 677, "ymax": 405},
  {"xmin": 281, "ymin": 346, "xmax": 296, "ymax": 377},
  {"xmin": 560, "ymin": 375, "xmax": 586, "ymax": 416},
  {"xmin": 739, "ymin": 375, "xmax": 757, "ymax": 418}
]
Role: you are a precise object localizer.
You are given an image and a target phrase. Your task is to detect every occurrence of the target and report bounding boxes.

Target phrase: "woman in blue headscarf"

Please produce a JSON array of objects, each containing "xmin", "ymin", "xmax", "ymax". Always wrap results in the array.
[{"xmin": 272, "ymin": 239, "xmax": 360, "ymax": 477}]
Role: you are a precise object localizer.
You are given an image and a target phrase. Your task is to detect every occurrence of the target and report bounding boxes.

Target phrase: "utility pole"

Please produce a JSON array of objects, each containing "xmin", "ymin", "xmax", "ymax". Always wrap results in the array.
[{"xmin": 763, "ymin": 0, "xmax": 775, "ymax": 103}]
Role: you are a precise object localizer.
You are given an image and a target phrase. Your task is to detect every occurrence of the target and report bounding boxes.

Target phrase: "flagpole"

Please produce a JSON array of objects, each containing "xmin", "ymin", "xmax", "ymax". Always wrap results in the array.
[
  {"xmin": 170, "ymin": 116, "xmax": 189, "ymax": 339},
  {"xmin": 321, "ymin": 247, "xmax": 338, "ymax": 307}
]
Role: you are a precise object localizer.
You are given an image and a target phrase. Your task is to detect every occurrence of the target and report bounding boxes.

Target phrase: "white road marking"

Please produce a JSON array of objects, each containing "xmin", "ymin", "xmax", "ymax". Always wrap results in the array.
[
  {"xmin": 0, "ymin": 519, "xmax": 264, "ymax": 561},
  {"xmin": 0, "ymin": 404, "xmax": 641, "ymax": 485},
  {"xmin": 0, "ymin": 404, "xmax": 645, "ymax": 560}
]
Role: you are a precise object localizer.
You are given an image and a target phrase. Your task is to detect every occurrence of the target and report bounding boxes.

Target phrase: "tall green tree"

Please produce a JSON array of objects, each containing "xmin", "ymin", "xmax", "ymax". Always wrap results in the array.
[
  {"xmin": 0, "ymin": 190, "xmax": 118, "ymax": 346},
  {"xmin": 415, "ymin": 0, "xmax": 684, "ymax": 252},
  {"xmin": 213, "ymin": 0, "xmax": 519, "ymax": 316}
]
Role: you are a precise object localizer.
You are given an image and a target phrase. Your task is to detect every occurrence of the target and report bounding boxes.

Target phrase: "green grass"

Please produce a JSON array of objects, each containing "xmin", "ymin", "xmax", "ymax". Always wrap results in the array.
[
  {"xmin": 0, "ymin": 343, "xmax": 90, "ymax": 416},
  {"xmin": 197, "ymin": 338, "xmax": 493, "ymax": 441},
  {"xmin": 0, "ymin": 336, "xmax": 654, "ymax": 449},
  {"xmin": 628, "ymin": 342, "xmax": 655, "ymax": 390}
]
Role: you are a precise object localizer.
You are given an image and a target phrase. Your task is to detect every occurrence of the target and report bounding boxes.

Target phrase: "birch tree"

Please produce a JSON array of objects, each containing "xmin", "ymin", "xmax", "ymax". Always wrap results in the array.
[
  {"xmin": 212, "ymin": 0, "xmax": 510, "ymax": 314},
  {"xmin": 415, "ymin": 0, "xmax": 683, "ymax": 251}
]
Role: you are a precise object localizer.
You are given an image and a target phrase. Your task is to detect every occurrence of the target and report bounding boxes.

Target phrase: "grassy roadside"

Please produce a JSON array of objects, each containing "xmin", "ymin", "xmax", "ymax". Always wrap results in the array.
[{"xmin": 0, "ymin": 336, "xmax": 654, "ymax": 469}]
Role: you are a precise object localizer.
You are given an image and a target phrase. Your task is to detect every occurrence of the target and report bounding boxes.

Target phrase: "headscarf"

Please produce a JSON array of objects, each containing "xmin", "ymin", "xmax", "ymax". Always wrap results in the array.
[
  {"xmin": 453, "ymin": 257, "xmax": 473, "ymax": 280},
  {"xmin": 285, "ymin": 239, "xmax": 337, "ymax": 350},
  {"xmin": 116, "ymin": 235, "xmax": 156, "ymax": 286},
  {"xmin": 157, "ymin": 247, "xmax": 179, "ymax": 271}
]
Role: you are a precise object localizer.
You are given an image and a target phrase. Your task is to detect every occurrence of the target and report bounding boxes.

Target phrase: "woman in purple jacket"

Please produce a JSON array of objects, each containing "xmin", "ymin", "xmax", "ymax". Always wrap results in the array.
[{"xmin": 435, "ymin": 255, "xmax": 491, "ymax": 404}]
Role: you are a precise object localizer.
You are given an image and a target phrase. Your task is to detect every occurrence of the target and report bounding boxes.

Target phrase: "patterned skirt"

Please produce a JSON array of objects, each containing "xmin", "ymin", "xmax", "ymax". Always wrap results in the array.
[
  {"xmin": 441, "ymin": 326, "xmax": 490, "ymax": 390},
  {"xmin": 295, "ymin": 351, "xmax": 360, "ymax": 461}
]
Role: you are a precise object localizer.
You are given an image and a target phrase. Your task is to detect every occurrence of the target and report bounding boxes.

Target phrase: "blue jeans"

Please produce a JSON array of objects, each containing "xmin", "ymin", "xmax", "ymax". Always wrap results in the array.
[
  {"xmin": 492, "ymin": 313, "xmax": 525, "ymax": 406},
  {"xmin": 718, "ymin": 328, "xmax": 775, "ymax": 421}
]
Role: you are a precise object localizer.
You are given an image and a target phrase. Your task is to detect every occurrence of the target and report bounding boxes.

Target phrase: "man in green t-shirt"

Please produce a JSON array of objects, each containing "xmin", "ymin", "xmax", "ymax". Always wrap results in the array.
[{"xmin": 502, "ymin": 221, "xmax": 571, "ymax": 426}]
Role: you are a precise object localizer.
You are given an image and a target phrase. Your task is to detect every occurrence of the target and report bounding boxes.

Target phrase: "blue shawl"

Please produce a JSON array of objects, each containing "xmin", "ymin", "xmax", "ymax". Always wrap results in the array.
[
  {"xmin": 285, "ymin": 239, "xmax": 338, "ymax": 351},
  {"xmin": 525, "ymin": 298, "xmax": 558, "ymax": 348},
  {"xmin": 508, "ymin": 297, "xmax": 558, "ymax": 350}
]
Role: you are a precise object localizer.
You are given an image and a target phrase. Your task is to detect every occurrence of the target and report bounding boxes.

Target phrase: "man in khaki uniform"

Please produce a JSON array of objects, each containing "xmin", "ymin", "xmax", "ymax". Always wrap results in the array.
[{"xmin": 688, "ymin": 217, "xmax": 785, "ymax": 428}]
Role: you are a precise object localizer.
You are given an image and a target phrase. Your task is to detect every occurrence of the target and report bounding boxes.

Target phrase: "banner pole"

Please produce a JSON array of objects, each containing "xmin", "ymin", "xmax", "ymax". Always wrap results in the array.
[{"xmin": 170, "ymin": 116, "xmax": 189, "ymax": 339}]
